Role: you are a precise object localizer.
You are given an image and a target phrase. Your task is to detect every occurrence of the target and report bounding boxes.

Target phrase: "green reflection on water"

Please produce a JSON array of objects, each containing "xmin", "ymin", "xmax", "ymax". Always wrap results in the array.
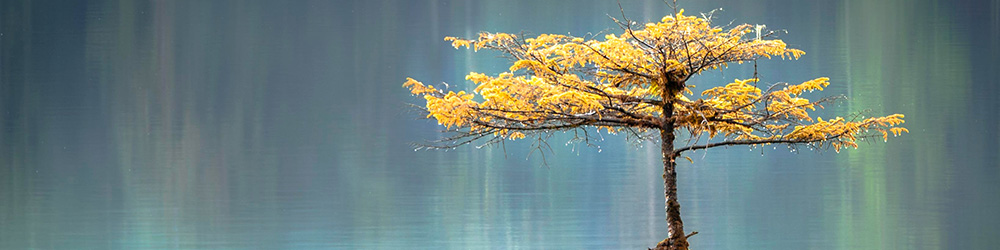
[
  {"xmin": 837, "ymin": 0, "xmax": 970, "ymax": 248},
  {"xmin": 2, "ymin": 0, "xmax": 997, "ymax": 249}
]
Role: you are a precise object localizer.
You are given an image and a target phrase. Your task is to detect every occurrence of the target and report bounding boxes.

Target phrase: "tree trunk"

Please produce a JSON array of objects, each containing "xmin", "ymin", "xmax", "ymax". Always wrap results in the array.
[{"xmin": 654, "ymin": 106, "xmax": 689, "ymax": 250}]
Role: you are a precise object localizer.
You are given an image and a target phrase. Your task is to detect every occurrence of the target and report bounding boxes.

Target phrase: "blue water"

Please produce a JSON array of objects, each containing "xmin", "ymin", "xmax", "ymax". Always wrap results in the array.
[{"xmin": 2, "ymin": 0, "xmax": 998, "ymax": 249}]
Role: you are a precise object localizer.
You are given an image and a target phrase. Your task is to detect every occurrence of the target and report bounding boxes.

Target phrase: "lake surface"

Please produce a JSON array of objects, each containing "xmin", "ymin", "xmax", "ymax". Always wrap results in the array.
[{"xmin": 2, "ymin": 0, "xmax": 998, "ymax": 249}]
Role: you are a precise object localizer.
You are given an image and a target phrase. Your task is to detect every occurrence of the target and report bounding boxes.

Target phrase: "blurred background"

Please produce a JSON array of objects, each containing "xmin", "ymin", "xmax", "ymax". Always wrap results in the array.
[{"xmin": 1, "ymin": 0, "xmax": 998, "ymax": 249}]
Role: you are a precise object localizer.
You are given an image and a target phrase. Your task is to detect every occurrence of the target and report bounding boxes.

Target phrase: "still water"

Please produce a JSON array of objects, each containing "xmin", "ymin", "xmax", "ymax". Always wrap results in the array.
[{"xmin": 2, "ymin": 0, "xmax": 998, "ymax": 249}]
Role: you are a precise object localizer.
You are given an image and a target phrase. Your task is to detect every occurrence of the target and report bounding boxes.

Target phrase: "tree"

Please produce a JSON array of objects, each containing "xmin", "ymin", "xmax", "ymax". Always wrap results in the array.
[{"xmin": 404, "ymin": 8, "xmax": 907, "ymax": 250}]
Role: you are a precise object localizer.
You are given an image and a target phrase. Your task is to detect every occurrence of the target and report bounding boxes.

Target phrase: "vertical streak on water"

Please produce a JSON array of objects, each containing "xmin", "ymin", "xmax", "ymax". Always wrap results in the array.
[
  {"xmin": 471, "ymin": 2, "xmax": 498, "ymax": 246},
  {"xmin": 837, "ymin": 0, "xmax": 971, "ymax": 248},
  {"xmin": 128, "ymin": 1, "xmax": 184, "ymax": 247},
  {"xmin": 157, "ymin": 3, "xmax": 188, "ymax": 247},
  {"xmin": 995, "ymin": 0, "xmax": 1000, "ymax": 168},
  {"xmin": 901, "ymin": 0, "xmax": 967, "ymax": 248},
  {"xmin": 636, "ymin": 2, "xmax": 661, "ymax": 245},
  {"xmin": 842, "ymin": 0, "xmax": 852, "ymax": 101},
  {"xmin": 839, "ymin": 0, "xmax": 892, "ymax": 248},
  {"xmin": 100, "ymin": 0, "xmax": 148, "ymax": 247},
  {"xmin": 634, "ymin": 2, "xmax": 662, "ymax": 237},
  {"xmin": 0, "ymin": 0, "xmax": 37, "ymax": 248},
  {"xmin": 834, "ymin": 2, "xmax": 853, "ymax": 248},
  {"xmin": 84, "ymin": 2, "xmax": 117, "ymax": 249},
  {"xmin": 348, "ymin": 1, "xmax": 399, "ymax": 246},
  {"xmin": 840, "ymin": 1, "xmax": 887, "ymax": 248},
  {"xmin": 990, "ymin": 0, "xmax": 1000, "ymax": 184}
]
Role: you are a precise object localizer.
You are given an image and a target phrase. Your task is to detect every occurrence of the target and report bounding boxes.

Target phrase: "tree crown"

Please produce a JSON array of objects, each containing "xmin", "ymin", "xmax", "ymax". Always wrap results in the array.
[{"xmin": 405, "ymin": 10, "xmax": 906, "ymax": 153}]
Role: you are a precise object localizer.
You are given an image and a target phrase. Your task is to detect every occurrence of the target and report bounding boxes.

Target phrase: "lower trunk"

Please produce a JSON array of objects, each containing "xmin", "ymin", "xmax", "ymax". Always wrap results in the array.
[{"xmin": 653, "ymin": 127, "xmax": 689, "ymax": 250}]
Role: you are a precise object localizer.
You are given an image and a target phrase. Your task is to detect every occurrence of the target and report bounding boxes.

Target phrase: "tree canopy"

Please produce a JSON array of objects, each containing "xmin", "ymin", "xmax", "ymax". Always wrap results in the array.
[
  {"xmin": 404, "ymin": 8, "xmax": 907, "ymax": 250},
  {"xmin": 405, "ymin": 10, "xmax": 906, "ymax": 153}
]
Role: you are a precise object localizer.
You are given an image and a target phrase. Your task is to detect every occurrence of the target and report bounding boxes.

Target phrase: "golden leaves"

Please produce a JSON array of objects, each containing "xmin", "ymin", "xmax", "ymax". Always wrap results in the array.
[
  {"xmin": 701, "ymin": 78, "xmax": 762, "ymax": 103},
  {"xmin": 408, "ymin": 10, "xmax": 906, "ymax": 147},
  {"xmin": 509, "ymin": 59, "xmax": 542, "ymax": 72},
  {"xmin": 762, "ymin": 78, "xmax": 832, "ymax": 120},
  {"xmin": 785, "ymin": 77, "xmax": 830, "ymax": 95},
  {"xmin": 403, "ymin": 78, "xmax": 437, "ymax": 95},
  {"xmin": 781, "ymin": 114, "xmax": 908, "ymax": 152},
  {"xmin": 668, "ymin": 76, "xmax": 907, "ymax": 153},
  {"xmin": 444, "ymin": 37, "xmax": 471, "ymax": 49},
  {"xmin": 423, "ymin": 90, "xmax": 476, "ymax": 129},
  {"xmin": 446, "ymin": 33, "xmax": 520, "ymax": 51},
  {"xmin": 616, "ymin": 9, "xmax": 808, "ymax": 76}
]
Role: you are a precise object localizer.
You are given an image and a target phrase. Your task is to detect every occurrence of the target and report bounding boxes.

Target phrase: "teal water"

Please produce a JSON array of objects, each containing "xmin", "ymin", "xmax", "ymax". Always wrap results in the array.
[{"xmin": 1, "ymin": 0, "xmax": 998, "ymax": 249}]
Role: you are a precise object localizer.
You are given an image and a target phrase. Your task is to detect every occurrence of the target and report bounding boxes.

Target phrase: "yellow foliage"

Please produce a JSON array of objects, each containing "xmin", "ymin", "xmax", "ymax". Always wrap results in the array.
[
  {"xmin": 444, "ymin": 37, "xmax": 471, "ymax": 49},
  {"xmin": 403, "ymin": 78, "xmax": 437, "ymax": 95},
  {"xmin": 406, "ymin": 10, "xmax": 905, "ymax": 146}
]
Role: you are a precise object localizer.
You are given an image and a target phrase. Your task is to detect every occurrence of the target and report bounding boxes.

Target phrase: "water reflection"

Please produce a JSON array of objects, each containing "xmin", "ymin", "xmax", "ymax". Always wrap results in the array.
[{"xmin": 1, "ymin": 0, "xmax": 998, "ymax": 249}]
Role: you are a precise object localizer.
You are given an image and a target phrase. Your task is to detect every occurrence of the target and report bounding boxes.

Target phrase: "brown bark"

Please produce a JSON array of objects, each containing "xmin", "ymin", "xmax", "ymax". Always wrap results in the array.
[
  {"xmin": 653, "ymin": 101, "xmax": 690, "ymax": 250},
  {"xmin": 653, "ymin": 131, "xmax": 689, "ymax": 250}
]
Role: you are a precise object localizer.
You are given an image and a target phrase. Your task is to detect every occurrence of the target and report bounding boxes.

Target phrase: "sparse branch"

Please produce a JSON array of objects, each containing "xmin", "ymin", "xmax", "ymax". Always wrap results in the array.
[
  {"xmin": 579, "ymin": 41, "xmax": 656, "ymax": 79},
  {"xmin": 676, "ymin": 136, "xmax": 827, "ymax": 154},
  {"xmin": 615, "ymin": 2, "xmax": 659, "ymax": 52},
  {"xmin": 414, "ymin": 127, "xmax": 503, "ymax": 150},
  {"xmin": 675, "ymin": 112, "xmax": 906, "ymax": 154}
]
